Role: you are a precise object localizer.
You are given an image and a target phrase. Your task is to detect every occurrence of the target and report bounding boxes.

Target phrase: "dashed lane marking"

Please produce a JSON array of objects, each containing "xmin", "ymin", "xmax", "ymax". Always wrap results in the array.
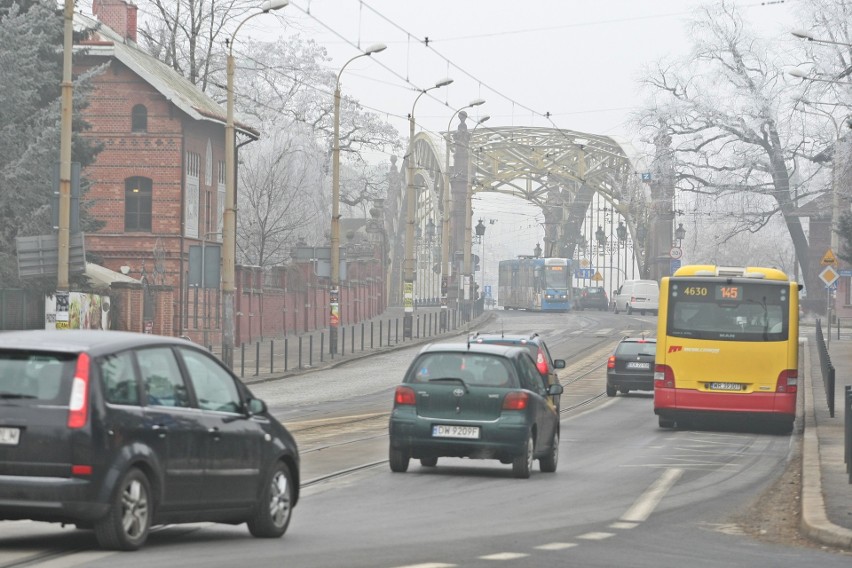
[
  {"xmin": 478, "ymin": 552, "xmax": 530, "ymax": 560},
  {"xmin": 577, "ymin": 532, "xmax": 615, "ymax": 540},
  {"xmin": 535, "ymin": 542, "xmax": 578, "ymax": 551},
  {"xmin": 609, "ymin": 521, "xmax": 639, "ymax": 529}
]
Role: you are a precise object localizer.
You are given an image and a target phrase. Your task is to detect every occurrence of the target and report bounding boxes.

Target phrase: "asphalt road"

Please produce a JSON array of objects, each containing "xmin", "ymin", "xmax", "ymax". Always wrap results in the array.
[{"xmin": 2, "ymin": 310, "xmax": 849, "ymax": 567}]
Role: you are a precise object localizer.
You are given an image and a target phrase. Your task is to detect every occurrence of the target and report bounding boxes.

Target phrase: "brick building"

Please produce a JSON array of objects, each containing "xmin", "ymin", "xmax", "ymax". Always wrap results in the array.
[{"xmin": 74, "ymin": 0, "xmax": 258, "ymax": 337}]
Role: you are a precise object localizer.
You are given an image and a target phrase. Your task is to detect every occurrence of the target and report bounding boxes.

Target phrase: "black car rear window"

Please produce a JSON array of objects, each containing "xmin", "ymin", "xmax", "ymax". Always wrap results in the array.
[
  {"xmin": 586, "ymin": 288, "xmax": 605, "ymax": 295},
  {"xmin": 615, "ymin": 341, "xmax": 656, "ymax": 357},
  {"xmin": 0, "ymin": 351, "xmax": 75, "ymax": 402},
  {"xmin": 408, "ymin": 352, "xmax": 516, "ymax": 387}
]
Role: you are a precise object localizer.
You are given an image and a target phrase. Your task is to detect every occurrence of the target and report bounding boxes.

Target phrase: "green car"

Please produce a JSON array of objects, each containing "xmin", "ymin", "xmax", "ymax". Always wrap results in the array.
[{"xmin": 388, "ymin": 343, "xmax": 563, "ymax": 479}]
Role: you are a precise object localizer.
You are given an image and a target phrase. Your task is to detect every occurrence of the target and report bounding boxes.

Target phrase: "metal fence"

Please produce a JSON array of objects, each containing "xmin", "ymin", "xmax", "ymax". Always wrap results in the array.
[
  {"xmin": 815, "ymin": 319, "xmax": 836, "ymax": 417},
  {"xmin": 233, "ymin": 309, "xmax": 461, "ymax": 379},
  {"xmin": 845, "ymin": 386, "xmax": 851, "ymax": 484}
]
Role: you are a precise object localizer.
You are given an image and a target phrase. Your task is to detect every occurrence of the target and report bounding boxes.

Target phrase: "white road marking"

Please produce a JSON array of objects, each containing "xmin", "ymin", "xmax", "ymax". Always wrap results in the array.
[
  {"xmin": 479, "ymin": 552, "xmax": 529, "ymax": 560},
  {"xmin": 621, "ymin": 467, "xmax": 684, "ymax": 522},
  {"xmin": 28, "ymin": 552, "xmax": 115, "ymax": 568},
  {"xmin": 535, "ymin": 542, "xmax": 578, "ymax": 550},
  {"xmin": 577, "ymin": 532, "xmax": 615, "ymax": 540},
  {"xmin": 392, "ymin": 564, "xmax": 456, "ymax": 568},
  {"xmin": 609, "ymin": 521, "xmax": 639, "ymax": 529}
]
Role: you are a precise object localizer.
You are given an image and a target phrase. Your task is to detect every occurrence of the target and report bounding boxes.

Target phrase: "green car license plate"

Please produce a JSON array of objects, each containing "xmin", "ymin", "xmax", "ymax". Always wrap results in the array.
[{"xmin": 432, "ymin": 425, "xmax": 481, "ymax": 439}]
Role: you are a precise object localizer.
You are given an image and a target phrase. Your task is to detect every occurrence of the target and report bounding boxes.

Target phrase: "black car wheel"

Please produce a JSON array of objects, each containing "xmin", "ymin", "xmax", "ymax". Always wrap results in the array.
[
  {"xmin": 539, "ymin": 430, "xmax": 558, "ymax": 473},
  {"xmin": 606, "ymin": 384, "xmax": 617, "ymax": 397},
  {"xmin": 512, "ymin": 433, "xmax": 534, "ymax": 479},
  {"xmin": 248, "ymin": 461, "xmax": 294, "ymax": 538},
  {"xmin": 94, "ymin": 468, "xmax": 151, "ymax": 551},
  {"xmin": 420, "ymin": 457, "xmax": 438, "ymax": 467},
  {"xmin": 389, "ymin": 446, "xmax": 410, "ymax": 473}
]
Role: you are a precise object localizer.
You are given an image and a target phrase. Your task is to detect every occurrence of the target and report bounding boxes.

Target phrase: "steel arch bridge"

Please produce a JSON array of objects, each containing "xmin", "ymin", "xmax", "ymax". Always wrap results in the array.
[{"xmin": 387, "ymin": 124, "xmax": 651, "ymax": 309}]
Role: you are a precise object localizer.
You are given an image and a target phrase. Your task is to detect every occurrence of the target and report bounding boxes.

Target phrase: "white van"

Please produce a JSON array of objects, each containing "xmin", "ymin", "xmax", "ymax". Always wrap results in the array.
[{"xmin": 613, "ymin": 279, "xmax": 659, "ymax": 315}]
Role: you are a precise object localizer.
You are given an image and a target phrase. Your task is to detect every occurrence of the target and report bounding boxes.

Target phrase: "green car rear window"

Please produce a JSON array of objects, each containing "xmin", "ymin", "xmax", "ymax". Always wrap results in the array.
[{"xmin": 409, "ymin": 353, "xmax": 516, "ymax": 387}]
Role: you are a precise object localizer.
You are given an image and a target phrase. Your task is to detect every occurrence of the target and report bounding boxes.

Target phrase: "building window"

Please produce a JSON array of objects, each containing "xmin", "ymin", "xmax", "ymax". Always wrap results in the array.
[
  {"xmin": 125, "ymin": 176, "xmax": 152, "ymax": 232},
  {"xmin": 131, "ymin": 104, "xmax": 147, "ymax": 132}
]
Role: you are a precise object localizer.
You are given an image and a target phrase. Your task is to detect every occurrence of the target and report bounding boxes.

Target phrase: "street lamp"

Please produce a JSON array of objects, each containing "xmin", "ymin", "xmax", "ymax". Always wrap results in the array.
[
  {"xmin": 404, "ymin": 77, "xmax": 453, "ymax": 338},
  {"xmin": 222, "ymin": 0, "xmax": 288, "ymax": 367},
  {"xmin": 616, "ymin": 222, "xmax": 627, "ymax": 290},
  {"xmin": 534, "ymin": 243, "xmax": 542, "ymax": 258},
  {"xmin": 595, "ymin": 225, "xmax": 607, "ymax": 248},
  {"xmin": 442, "ymin": 98, "xmax": 485, "ymax": 328},
  {"xmin": 329, "ymin": 42, "xmax": 386, "ymax": 354},
  {"xmin": 474, "ymin": 219, "xmax": 487, "ymax": 313},
  {"xmin": 675, "ymin": 222, "xmax": 686, "ymax": 246}
]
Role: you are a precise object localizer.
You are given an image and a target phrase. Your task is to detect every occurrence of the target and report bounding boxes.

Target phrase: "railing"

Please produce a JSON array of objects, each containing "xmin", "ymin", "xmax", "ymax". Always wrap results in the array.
[
  {"xmin": 815, "ymin": 319, "xmax": 836, "ymax": 418},
  {"xmin": 233, "ymin": 308, "xmax": 463, "ymax": 379},
  {"xmin": 845, "ymin": 385, "xmax": 851, "ymax": 484}
]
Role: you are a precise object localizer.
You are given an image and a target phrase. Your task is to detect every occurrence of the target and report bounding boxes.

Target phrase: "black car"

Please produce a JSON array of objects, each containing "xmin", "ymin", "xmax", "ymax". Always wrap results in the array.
[
  {"xmin": 576, "ymin": 286, "xmax": 609, "ymax": 311},
  {"xmin": 468, "ymin": 332, "xmax": 565, "ymax": 408},
  {"xmin": 388, "ymin": 342, "xmax": 563, "ymax": 478},
  {"xmin": 606, "ymin": 336, "xmax": 656, "ymax": 396},
  {"xmin": 0, "ymin": 330, "xmax": 299, "ymax": 550}
]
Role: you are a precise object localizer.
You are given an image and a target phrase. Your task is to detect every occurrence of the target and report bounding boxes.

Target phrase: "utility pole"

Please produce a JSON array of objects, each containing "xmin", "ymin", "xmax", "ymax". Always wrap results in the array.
[{"xmin": 57, "ymin": 0, "xmax": 74, "ymax": 291}]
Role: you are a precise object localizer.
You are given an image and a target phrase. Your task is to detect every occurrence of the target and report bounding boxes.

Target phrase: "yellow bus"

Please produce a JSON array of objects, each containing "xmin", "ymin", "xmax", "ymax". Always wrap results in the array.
[{"xmin": 654, "ymin": 265, "xmax": 800, "ymax": 432}]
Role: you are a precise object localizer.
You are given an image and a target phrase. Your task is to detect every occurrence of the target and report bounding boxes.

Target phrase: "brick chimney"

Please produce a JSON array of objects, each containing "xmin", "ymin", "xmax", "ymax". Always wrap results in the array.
[{"xmin": 92, "ymin": 0, "xmax": 138, "ymax": 44}]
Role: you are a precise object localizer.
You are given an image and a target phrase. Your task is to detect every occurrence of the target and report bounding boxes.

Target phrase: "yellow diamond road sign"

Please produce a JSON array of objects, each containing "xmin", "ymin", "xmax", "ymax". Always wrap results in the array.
[
  {"xmin": 821, "ymin": 248, "xmax": 838, "ymax": 267},
  {"xmin": 819, "ymin": 265, "xmax": 839, "ymax": 287}
]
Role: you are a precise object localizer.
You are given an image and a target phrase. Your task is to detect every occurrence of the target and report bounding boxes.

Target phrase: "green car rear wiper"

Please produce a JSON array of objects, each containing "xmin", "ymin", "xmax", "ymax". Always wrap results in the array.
[{"xmin": 428, "ymin": 377, "xmax": 469, "ymax": 392}]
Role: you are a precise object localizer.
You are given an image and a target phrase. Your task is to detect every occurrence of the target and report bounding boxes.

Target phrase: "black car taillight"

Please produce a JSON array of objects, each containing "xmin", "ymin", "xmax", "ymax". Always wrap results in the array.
[{"xmin": 67, "ymin": 353, "xmax": 91, "ymax": 429}]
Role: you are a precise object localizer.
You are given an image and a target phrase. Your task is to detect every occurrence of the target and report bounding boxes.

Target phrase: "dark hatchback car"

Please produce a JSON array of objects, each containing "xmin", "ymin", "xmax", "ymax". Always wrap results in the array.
[
  {"xmin": 389, "ymin": 343, "xmax": 563, "ymax": 478},
  {"xmin": 0, "ymin": 330, "xmax": 299, "ymax": 550},
  {"xmin": 606, "ymin": 337, "xmax": 657, "ymax": 397},
  {"xmin": 468, "ymin": 332, "xmax": 565, "ymax": 408},
  {"xmin": 576, "ymin": 286, "xmax": 609, "ymax": 311}
]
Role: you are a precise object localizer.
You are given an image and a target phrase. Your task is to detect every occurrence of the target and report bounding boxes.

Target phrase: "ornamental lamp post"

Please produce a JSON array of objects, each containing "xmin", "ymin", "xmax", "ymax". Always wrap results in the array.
[
  {"xmin": 330, "ymin": 42, "xmax": 386, "ymax": 355},
  {"xmin": 222, "ymin": 0, "xmax": 288, "ymax": 368},
  {"xmin": 616, "ymin": 221, "xmax": 627, "ymax": 290},
  {"xmin": 675, "ymin": 223, "xmax": 686, "ymax": 246},
  {"xmin": 534, "ymin": 243, "xmax": 542, "ymax": 258},
  {"xmin": 404, "ymin": 78, "xmax": 453, "ymax": 338},
  {"xmin": 442, "ymin": 98, "xmax": 485, "ymax": 329}
]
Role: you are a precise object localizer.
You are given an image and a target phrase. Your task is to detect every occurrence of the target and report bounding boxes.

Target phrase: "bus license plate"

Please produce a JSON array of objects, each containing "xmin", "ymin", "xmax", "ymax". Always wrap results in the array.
[
  {"xmin": 626, "ymin": 362, "xmax": 650, "ymax": 370},
  {"xmin": 709, "ymin": 382, "xmax": 744, "ymax": 391},
  {"xmin": 432, "ymin": 425, "xmax": 481, "ymax": 439},
  {"xmin": 0, "ymin": 427, "xmax": 20, "ymax": 446}
]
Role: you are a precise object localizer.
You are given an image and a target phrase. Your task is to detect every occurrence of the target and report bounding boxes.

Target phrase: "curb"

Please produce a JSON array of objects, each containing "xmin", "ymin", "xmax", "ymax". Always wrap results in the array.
[{"xmin": 800, "ymin": 337, "xmax": 852, "ymax": 549}]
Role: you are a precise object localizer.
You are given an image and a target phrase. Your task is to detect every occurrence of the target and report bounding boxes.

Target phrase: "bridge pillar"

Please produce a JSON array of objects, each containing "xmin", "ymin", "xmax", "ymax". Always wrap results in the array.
[
  {"xmin": 649, "ymin": 125, "xmax": 675, "ymax": 281},
  {"xmin": 449, "ymin": 114, "xmax": 471, "ymax": 320}
]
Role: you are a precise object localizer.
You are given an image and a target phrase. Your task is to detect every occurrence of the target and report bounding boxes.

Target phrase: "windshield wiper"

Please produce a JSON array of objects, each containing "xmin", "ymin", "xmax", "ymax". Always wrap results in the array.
[{"xmin": 0, "ymin": 392, "xmax": 37, "ymax": 399}]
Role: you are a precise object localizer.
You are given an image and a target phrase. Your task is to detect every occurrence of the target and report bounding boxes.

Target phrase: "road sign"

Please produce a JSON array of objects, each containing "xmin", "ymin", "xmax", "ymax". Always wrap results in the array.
[
  {"xmin": 669, "ymin": 247, "xmax": 683, "ymax": 260},
  {"xmin": 670, "ymin": 259, "xmax": 682, "ymax": 273},
  {"xmin": 576, "ymin": 268, "xmax": 594, "ymax": 279},
  {"xmin": 821, "ymin": 248, "xmax": 838, "ymax": 267},
  {"xmin": 840, "ymin": 269, "xmax": 852, "ymax": 277},
  {"xmin": 641, "ymin": 172, "xmax": 652, "ymax": 182},
  {"xmin": 592, "ymin": 271, "xmax": 603, "ymax": 282},
  {"xmin": 819, "ymin": 265, "xmax": 840, "ymax": 288}
]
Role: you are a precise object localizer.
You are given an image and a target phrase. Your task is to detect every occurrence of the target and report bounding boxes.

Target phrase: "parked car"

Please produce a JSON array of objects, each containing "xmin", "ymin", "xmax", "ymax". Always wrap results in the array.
[
  {"xmin": 0, "ymin": 330, "xmax": 299, "ymax": 550},
  {"xmin": 576, "ymin": 286, "xmax": 609, "ymax": 311},
  {"xmin": 388, "ymin": 342, "xmax": 563, "ymax": 478},
  {"xmin": 606, "ymin": 336, "xmax": 657, "ymax": 396},
  {"xmin": 613, "ymin": 279, "xmax": 660, "ymax": 315},
  {"xmin": 468, "ymin": 332, "xmax": 565, "ymax": 408}
]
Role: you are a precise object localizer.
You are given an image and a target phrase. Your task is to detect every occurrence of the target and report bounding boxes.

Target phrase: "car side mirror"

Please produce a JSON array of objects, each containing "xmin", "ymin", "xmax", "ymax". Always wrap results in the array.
[
  {"xmin": 553, "ymin": 359, "xmax": 566, "ymax": 369},
  {"xmin": 246, "ymin": 397, "xmax": 267, "ymax": 416},
  {"xmin": 548, "ymin": 384, "xmax": 564, "ymax": 395}
]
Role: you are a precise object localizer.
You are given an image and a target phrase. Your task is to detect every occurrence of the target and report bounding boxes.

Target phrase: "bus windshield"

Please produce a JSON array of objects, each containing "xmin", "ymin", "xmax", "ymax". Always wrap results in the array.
[
  {"xmin": 668, "ymin": 280, "xmax": 788, "ymax": 341},
  {"xmin": 544, "ymin": 266, "xmax": 570, "ymax": 289}
]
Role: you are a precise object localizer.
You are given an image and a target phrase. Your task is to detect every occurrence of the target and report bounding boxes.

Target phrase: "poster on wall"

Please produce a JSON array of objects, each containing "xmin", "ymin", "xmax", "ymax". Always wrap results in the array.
[{"xmin": 45, "ymin": 292, "xmax": 111, "ymax": 330}]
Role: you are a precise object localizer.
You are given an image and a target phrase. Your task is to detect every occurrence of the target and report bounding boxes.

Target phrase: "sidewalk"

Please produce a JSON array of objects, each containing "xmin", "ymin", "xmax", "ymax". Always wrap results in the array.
[{"xmin": 801, "ymin": 319, "xmax": 852, "ymax": 549}]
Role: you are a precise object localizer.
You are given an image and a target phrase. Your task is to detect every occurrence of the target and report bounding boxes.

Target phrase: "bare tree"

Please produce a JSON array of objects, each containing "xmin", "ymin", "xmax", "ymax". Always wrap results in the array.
[
  {"xmin": 136, "ymin": 0, "xmax": 255, "ymax": 91},
  {"xmin": 638, "ymin": 1, "xmax": 824, "ymax": 284},
  {"xmin": 236, "ymin": 125, "xmax": 324, "ymax": 267}
]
